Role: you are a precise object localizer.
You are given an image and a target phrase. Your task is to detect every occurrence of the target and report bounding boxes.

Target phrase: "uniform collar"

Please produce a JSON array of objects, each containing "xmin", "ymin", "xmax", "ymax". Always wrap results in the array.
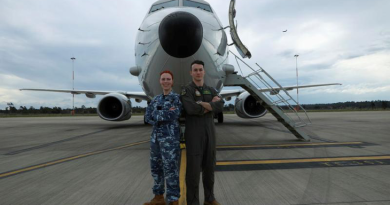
[
  {"xmin": 162, "ymin": 90, "xmax": 175, "ymax": 97},
  {"xmin": 191, "ymin": 81, "xmax": 206, "ymax": 89}
]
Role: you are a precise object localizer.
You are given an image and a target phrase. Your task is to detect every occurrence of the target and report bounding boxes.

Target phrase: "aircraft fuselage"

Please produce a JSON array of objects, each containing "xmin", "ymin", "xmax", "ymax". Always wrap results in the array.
[{"xmin": 133, "ymin": 1, "xmax": 229, "ymax": 99}]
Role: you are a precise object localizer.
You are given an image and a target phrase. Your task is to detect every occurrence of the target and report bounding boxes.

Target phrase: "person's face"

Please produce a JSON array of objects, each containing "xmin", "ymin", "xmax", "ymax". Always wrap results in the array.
[
  {"xmin": 160, "ymin": 73, "xmax": 173, "ymax": 91},
  {"xmin": 190, "ymin": 64, "xmax": 205, "ymax": 81}
]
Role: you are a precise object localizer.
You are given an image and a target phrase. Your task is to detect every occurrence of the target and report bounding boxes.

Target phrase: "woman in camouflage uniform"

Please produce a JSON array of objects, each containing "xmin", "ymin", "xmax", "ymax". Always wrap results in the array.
[{"xmin": 144, "ymin": 71, "xmax": 182, "ymax": 205}]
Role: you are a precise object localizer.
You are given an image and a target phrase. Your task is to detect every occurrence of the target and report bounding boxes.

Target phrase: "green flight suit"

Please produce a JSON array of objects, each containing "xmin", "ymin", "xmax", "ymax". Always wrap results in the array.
[{"xmin": 181, "ymin": 81, "xmax": 224, "ymax": 205}]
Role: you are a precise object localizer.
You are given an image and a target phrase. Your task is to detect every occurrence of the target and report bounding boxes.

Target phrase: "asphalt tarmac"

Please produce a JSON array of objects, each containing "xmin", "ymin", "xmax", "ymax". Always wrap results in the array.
[{"xmin": 0, "ymin": 111, "xmax": 389, "ymax": 205}]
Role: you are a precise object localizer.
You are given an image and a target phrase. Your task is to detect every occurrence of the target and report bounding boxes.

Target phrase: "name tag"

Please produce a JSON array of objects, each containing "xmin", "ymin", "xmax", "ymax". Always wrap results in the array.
[{"xmin": 203, "ymin": 90, "xmax": 211, "ymax": 95}]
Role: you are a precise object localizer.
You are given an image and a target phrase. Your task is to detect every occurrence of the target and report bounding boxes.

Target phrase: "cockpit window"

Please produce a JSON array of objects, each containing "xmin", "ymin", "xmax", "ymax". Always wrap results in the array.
[
  {"xmin": 183, "ymin": 0, "xmax": 213, "ymax": 13},
  {"xmin": 149, "ymin": 0, "xmax": 179, "ymax": 13}
]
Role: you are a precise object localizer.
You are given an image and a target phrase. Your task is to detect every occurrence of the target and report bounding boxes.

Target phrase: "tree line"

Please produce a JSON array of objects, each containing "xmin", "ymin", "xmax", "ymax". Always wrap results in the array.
[
  {"xmin": 300, "ymin": 100, "xmax": 388, "ymax": 110},
  {"xmin": 0, "ymin": 105, "xmax": 146, "ymax": 115},
  {"xmin": 0, "ymin": 100, "xmax": 388, "ymax": 115}
]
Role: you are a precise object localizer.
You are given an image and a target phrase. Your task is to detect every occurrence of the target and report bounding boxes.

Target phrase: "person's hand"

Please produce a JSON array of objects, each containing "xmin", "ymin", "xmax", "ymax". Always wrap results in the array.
[
  {"xmin": 204, "ymin": 109, "xmax": 209, "ymax": 114},
  {"xmin": 200, "ymin": 102, "xmax": 213, "ymax": 112},
  {"xmin": 212, "ymin": 96, "xmax": 221, "ymax": 102}
]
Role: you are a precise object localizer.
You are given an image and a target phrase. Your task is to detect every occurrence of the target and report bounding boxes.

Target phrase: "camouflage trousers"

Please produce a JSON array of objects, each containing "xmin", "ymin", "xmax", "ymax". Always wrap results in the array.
[{"xmin": 150, "ymin": 128, "xmax": 181, "ymax": 202}]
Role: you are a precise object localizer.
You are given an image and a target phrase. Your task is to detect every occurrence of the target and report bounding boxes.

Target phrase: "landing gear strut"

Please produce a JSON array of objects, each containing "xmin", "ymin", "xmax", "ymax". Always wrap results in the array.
[{"xmin": 217, "ymin": 112, "xmax": 224, "ymax": 123}]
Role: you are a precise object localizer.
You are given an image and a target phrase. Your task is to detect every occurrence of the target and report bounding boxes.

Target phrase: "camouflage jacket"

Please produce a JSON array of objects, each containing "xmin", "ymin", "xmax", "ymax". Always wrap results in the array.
[{"xmin": 145, "ymin": 90, "xmax": 182, "ymax": 127}]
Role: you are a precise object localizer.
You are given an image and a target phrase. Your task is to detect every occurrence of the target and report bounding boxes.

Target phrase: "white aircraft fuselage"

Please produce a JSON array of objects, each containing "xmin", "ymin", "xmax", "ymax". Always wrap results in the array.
[
  {"xmin": 132, "ymin": 0, "xmax": 229, "ymax": 98},
  {"xmin": 20, "ymin": 0, "xmax": 341, "ymax": 122}
]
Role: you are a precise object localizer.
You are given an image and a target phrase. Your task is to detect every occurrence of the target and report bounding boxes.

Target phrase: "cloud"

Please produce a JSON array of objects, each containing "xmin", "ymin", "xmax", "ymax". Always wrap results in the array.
[
  {"xmin": 1, "ymin": 0, "xmax": 390, "ymax": 110},
  {"xmin": 340, "ymin": 84, "xmax": 390, "ymax": 95},
  {"xmin": 318, "ymin": 51, "xmax": 390, "ymax": 84},
  {"xmin": 0, "ymin": 73, "xmax": 37, "ymax": 88},
  {"xmin": 294, "ymin": 51, "xmax": 390, "ymax": 102}
]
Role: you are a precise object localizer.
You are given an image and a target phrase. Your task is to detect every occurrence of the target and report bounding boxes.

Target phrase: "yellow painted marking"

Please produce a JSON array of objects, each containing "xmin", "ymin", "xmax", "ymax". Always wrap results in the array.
[
  {"xmin": 217, "ymin": 156, "xmax": 390, "ymax": 166},
  {"xmin": 217, "ymin": 142, "xmax": 364, "ymax": 149},
  {"xmin": 0, "ymin": 140, "xmax": 150, "ymax": 179},
  {"xmin": 179, "ymin": 146, "xmax": 187, "ymax": 205}
]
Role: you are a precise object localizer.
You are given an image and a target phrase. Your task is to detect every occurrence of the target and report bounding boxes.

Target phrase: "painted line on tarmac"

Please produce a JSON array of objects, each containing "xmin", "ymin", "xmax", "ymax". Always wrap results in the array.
[
  {"xmin": 308, "ymin": 135, "xmax": 338, "ymax": 143},
  {"xmin": 0, "ymin": 140, "xmax": 150, "ymax": 180},
  {"xmin": 216, "ymin": 155, "xmax": 390, "ymax": 171},
  {"xmin": 179, "ymin": 145, "xmax": 187, "ymax": 205},
  {"xmin": 5, "ymin": 129, "xmax": 109, "ymax": 155},
  {"xmin": 216, "ymin": 141, "xmax": 374, "ymax": 151},
  {"xmin": 5, "ymin": 124, "xmax": 141, "ymax": 156}
]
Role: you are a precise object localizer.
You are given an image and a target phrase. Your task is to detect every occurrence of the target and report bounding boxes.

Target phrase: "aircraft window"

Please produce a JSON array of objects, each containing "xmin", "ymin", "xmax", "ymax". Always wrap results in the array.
[
  {"xmin": 183, "ymin": 0, "xmax": 213, "ymax": 13},
  {"xmin": 149, "ymin": 0, "xmax": 179, "ymax": 13}
]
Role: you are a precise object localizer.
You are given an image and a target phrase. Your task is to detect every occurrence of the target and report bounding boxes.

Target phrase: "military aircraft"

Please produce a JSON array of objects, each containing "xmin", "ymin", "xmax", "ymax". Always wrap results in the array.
[{"xmin": 21, "ymin": 0, "xmax": 340, "ymax": 123}]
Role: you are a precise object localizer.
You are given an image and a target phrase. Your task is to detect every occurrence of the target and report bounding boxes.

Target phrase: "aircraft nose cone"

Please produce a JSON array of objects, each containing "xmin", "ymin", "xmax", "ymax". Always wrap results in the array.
[{"xmin": 159, "ymin": 11, "xmax": 203, "ymax": 58}]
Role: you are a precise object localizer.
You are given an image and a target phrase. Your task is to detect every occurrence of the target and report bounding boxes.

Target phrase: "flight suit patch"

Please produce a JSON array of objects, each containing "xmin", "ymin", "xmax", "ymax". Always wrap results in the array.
[
  {"xmin": 203, "ymin": 90, "xmax": 211, "ymax": 95},
  {"xmin": 195, "ymin": 90, "xmax": 201, "ymax": 96}
]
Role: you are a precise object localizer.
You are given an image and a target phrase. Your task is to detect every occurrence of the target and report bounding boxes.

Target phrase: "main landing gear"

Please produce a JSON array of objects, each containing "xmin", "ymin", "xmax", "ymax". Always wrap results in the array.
[{"xmin": 217, "ymin": 112, "xmax": 224, "ymax": 123}]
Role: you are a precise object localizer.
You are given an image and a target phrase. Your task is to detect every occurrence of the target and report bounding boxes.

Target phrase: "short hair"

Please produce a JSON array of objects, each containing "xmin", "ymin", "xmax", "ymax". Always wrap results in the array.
[
  {"xmin": 160, "ymin": 70, "xmax": 174, "ymax": 80},
  {"xmin": 190, "ymin": 60, "xmax": 204, "ymax": 70}
]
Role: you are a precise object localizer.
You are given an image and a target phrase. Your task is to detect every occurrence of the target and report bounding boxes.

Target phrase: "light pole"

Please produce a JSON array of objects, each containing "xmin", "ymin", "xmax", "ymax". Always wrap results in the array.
[
  {"xmin": 71, "ymin": 57, "xmax": 76, "ymax": 115},
  {"xmin": 294, "ymin": 54, "xmax": 299, "ymax": 110}
]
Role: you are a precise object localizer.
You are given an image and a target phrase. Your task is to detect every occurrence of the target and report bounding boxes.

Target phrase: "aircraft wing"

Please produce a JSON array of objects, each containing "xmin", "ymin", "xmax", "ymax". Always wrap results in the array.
[
  {"xmin": 20, "ymin": 88, "xmax": 150, "ymax": 101},
  {"xmin": 220, "ymin": 83, "xmax": 342, "ymax": 98},
  {"xmin": 220, "ymin": 89, "xmax": 244, "ymax": 98}
]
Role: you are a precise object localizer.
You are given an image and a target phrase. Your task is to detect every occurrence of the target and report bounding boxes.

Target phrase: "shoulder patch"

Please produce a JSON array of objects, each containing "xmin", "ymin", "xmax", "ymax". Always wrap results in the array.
[{"xmin": 181, "ymin": 88, "xmax": 186, "ymax": 96}]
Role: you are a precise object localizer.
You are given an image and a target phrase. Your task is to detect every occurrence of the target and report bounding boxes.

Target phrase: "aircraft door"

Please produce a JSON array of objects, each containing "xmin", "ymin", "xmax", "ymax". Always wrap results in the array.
[{"xmin": 229, "ymin": 0, "xmax": 252, "ymax": 59}]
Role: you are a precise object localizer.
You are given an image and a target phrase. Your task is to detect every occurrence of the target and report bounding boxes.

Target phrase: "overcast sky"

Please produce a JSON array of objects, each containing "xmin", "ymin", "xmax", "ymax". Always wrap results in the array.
[{"xmin": 1, "ymin": 0, "xmax": 390, "ymax": 110}]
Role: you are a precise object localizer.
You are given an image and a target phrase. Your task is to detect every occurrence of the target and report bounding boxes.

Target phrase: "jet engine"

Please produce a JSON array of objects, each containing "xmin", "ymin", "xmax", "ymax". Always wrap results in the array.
[
  {"xmin": 234, "ymin": 92, "xmax": 267, "ymax": 118},
  {"xmin": 97, "ymin": 93, "xmax": 132, "ymax": 121}
]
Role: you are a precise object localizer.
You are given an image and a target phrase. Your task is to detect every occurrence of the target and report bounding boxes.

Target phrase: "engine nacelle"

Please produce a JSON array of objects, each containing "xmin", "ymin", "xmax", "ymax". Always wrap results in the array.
[
  {"xmin": 235, "ymin": 92, "xmax": 267, "ymax": 118},
  {"xmin": 97, "ymin": 93, "xmax": 132, "ymax": 121}
]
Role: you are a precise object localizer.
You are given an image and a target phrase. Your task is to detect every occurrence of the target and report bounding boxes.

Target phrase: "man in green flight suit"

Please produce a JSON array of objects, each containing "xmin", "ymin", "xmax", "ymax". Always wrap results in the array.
[{"xmin": 181, "ymin": 60, "xmax": 224, "ymax": 205}]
